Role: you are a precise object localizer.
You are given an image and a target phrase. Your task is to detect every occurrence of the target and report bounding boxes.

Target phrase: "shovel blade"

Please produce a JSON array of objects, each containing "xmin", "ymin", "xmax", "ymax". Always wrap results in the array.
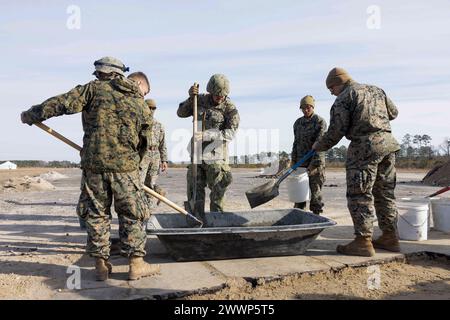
[
  {"xmin": 184, "ymin": 200, "xmax": 205, "ymax": 228},
  {"xmin": 245, "ymin": 180, "xmax": 280, "ymax": 208}
]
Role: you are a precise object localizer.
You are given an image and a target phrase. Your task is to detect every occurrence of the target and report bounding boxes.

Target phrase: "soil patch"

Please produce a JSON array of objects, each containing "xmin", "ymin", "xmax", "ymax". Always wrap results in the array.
[
  {"xmin": 185, "ymin": 254, "xmax": 450, "ymax": 300},
  {"xmin": 423, "ymin": 161, "xmax": 450, "ymax": 186}
]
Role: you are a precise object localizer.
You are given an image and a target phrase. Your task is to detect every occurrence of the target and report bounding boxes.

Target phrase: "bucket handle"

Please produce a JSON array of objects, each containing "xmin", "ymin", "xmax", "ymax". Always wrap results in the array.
[{"xmin": 398, "ymin": 211, "xmax": 430, "ymax": 228}]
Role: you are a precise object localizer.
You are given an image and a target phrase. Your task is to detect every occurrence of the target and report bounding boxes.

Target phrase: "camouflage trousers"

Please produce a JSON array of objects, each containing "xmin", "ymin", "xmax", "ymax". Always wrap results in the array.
[
  {"xmin": 140, "ymin": 151, "xmax": 160, "ymax": 185},
  {"xmin": 187, "ymin": 163, "xmax": 233, "ymax": 212},
  {"xmin": 140, "ymin": 151, "xmax": 160, "ymax": 207},
  {"xmin": 77, "ymin": 170, "xmax": 150, "ymax": 260},
  {"xmin": 346, "ymin": 152, "xmax": 398, "ymax": 237},
  {"xmin": 294, "ymin": 165, "xmax": 325, "ymax": 214}
]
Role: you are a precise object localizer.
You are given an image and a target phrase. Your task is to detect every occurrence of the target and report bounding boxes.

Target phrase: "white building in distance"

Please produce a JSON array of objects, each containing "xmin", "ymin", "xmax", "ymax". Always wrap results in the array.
[{"xmin": 0, "ymin": 161, "xmax": 17, "ymax": 170}]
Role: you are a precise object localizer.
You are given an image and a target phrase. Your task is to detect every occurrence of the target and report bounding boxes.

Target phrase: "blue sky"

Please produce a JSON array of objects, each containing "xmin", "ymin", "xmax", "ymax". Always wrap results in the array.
[{"xmin": 1, "ymin": 1, "xmax": 449, "ymax": 162}]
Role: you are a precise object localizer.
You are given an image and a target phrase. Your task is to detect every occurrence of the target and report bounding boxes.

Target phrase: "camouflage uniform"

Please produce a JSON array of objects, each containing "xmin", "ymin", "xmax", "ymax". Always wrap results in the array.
[
  {"xmin": 177, "ymin": 77, "xmax": 240, "ymax": 212},
  {"xmin": 140, "ymin": 117, "xmax": 168, "ymax": 207},
  {"xmin": 291, "ymin": 113, "xmax": 327, "ymax": 214},
  {"xmin": 140, "ymin": 119, "xmax": 167, "ymax": 184},
  {"xmin": 315, "ymin": 80, "xmax": 400, "ymax": 237},
  {"xmin": 21, "ymin": 77, "xmax": 152, "ymax": 259}
]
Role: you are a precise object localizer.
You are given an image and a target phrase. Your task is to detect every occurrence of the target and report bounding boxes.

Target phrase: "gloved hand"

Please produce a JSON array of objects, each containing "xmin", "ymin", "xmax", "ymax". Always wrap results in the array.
[
  {"xmin": 20, "ymin": 111, "xmax": 34, "ymax": 126},
  {"xmin": 189, "ymin": 84, "xmax": 199, "ymax": 97},
  {"xmin": 307, "ymin": 163, "xmax": 318, "ymax": 176},
  {"xmin": 194, "ymin": 131, "xmax": 203, "ymax": 142}
]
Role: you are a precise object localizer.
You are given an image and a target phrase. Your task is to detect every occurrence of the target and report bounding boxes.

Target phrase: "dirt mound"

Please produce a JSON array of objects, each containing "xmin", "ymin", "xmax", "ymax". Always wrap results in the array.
[
  {"xmin": 38, "ymin": 171, "xmax": 68, "ymax": 181},
  {"xmin": 2, "ymin": 176, "xmax": 56, "ymax": 193},
  {"xmin": 423, "ymin": 160, "xmax": 450, "ymax": 186}
]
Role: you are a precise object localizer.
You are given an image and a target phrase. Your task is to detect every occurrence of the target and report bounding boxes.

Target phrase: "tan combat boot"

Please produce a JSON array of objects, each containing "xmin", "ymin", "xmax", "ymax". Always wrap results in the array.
[
  {"xmin": 95, "ymin": 258, "xmax": 112, "ymax": 281},
  {"xmin": 372, "ymin": 231, "xmax": 401, "ymax": 252},
  {"xmin": 336, "ymin": 236, "xmax": 375, "ymax": 257},
  {"xmin": 128, "ymin": 257, "xmax": 161, "ymax": 281}
]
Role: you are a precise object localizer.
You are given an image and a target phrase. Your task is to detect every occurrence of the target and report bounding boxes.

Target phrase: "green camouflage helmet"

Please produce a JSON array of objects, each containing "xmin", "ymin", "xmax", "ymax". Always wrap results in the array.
[
  {"xmin": 206, "ymin": 74, "xmax": 230, "ymax": 96},
  {"xmin": 93, "ymin": 56, "xmax": 129, "ymax": 76}
]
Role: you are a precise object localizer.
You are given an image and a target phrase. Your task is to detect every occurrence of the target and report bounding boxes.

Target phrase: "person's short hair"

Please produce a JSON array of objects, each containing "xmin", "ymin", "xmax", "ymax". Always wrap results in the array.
[{"xmin": 128, "ymin": 71, "xmax": 150, "ymax": 88}]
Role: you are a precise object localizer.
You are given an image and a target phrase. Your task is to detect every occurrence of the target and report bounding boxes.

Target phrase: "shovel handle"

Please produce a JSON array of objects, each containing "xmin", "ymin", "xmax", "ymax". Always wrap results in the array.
[
  {"xmin": 276, "ymin": 150, "xmax": 316, "ymax": 185},
  {"xmin": 143, "ymin": 186, "xmax": 188, "ymax": 214},
  {"xmin": 142, "ymin": 188, "xmax": 203, "ymax": 226},
  {"xmin": 34, "ymin": 122, "xmax": 203, "ymax": 225},
  {"xmin": 144, "ymin": 187, "xmax": 203, "ymax": 226},
  {"xmin": 427, "ymin": 186, "xmax": 450, "ymax": 198},
  {"xmin": 35, "ymin": 122, "xmax": 82, "ymax": 152},
  {"xmin": 192, "ymin": 82, "xmax": 199, "ymax": 201}
]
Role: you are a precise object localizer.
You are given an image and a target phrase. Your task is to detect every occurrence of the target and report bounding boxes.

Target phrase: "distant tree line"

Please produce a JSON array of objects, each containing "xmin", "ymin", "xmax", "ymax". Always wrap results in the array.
[
  {"xmin": 3, "ymin": 160, "xmax": 80, "ymax": 168},
  {"xmin": 226, "ymin": 134, "xmax": 449, "ymax": 169},
  {"xmin": 397, "ymin": 134, "xmax": 450, "ymax": 168}
]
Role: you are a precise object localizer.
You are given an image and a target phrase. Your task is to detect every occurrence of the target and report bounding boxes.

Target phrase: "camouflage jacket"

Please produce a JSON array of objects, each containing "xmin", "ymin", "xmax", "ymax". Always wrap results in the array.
[
  {"xmin": 315, "ymin": 80, "xmax": 400, "ymax": 159},
  {"xmin": 292, "ymin": 113, "xmax": 327, "ymax": 168},
  {"xmin": 177, "ymin": 94, "xmax": 240, "ymax": 164},
  {"xmin": 22, "ymin": 77, "xmax": 152, "ymax": 173},
  {"xmin": 147, "ymin": 118, "xmax": 168, "ymax": 163}
]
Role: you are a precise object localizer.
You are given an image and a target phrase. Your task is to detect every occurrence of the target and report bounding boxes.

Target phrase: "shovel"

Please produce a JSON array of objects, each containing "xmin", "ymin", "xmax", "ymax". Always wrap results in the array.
[
  {"xmin": 246, "ymin": 150, "xmax": 316, "ymax": 208},
  {"xmin": 184, "ymin": 83, "xmax": 206, "ymax": 224},
  {"xmin": 33, "ymin": 122, "xmax": 203, "ymax": 227},
  {"xmin": 426, "ymin": 186, "xmax": 450, "ymax": 198}
]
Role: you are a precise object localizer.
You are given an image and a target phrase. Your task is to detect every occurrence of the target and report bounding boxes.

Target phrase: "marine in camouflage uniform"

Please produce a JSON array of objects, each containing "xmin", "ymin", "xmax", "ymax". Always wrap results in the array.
[
  {"xmin": 139, "ymin": 99, "xmax": 168, "ymax": 206},
  {"xmin": 21, "ymin": 58, "xmax": 159, "ymax": 280},
  {"xmin": 291, "ymin": 95, "xmax": 327, "ymax": 214},
  {"xmin": 177, "ymin": 74, "xmax": 240, "ymax": 212},
  {"xmin": 313, "ymin": 67, "xmax": 400, "ymax": 256}
]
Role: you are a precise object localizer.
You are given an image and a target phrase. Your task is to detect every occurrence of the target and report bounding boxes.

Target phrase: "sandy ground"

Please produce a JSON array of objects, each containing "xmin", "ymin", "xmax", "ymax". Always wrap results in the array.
[
  {"xmin": 0, "ymin": 167, "xmax": 448, "ymax": 300},
  {"xmin": 186, "ymin": 255, "xmax": 450, "ymax": 300}
]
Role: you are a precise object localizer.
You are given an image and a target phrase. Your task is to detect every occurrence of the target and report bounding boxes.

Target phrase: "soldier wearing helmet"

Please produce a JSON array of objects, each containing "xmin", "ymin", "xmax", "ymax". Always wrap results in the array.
[
  {"xmin": 177, "ymin": 74, "xmax": 240, "ymax": 213},
  {"xmin": 140, "ymin": 99, "xmax": 168, "ymax": 207},
  {"xmin": 20, "ymin": 57, "xmax": 159, "ymax": 281},
  {"xmin": 92, "ymin": 56, "xmax": 130, "ymax": 80},
  {"xmin": 291, "ymin": 95, "xmax": 327, "ymax": 215}
]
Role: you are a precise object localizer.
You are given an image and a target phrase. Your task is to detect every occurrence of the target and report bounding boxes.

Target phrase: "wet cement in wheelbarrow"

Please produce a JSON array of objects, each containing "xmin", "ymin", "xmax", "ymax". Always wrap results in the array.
[{"xmin": 185, "ymin": 253, "xmax": 450, "ymax": 300}]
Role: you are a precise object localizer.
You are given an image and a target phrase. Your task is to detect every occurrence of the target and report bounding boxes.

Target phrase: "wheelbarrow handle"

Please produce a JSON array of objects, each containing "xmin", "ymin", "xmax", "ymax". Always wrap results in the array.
[{"xmin": 276, "ymin": 150, "xmax": 316, "ymax": 186}]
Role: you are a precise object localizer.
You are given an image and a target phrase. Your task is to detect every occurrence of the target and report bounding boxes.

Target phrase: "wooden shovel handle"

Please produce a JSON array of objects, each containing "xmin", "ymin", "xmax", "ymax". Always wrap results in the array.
[
  {"xmin": 34, "ymin": 122, "xmax": 82, "ymax": 152},
  {"xmin": 143, "ymin": 185, "xmax": 189, "ymax": 215},
  {"xmin": 33, "ymin": 122, "xmax": 193, "ymax": 217}
]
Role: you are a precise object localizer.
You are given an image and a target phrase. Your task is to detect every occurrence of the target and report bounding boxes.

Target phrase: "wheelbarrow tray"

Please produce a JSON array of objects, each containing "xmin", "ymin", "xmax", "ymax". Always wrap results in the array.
[{"xmin": 146, "ymin": 209, "xmax": 336, "ymax": 261}]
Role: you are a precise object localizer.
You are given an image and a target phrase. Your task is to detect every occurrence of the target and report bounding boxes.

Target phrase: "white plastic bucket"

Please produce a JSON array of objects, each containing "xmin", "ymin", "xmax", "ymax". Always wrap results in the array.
[
  {"xmin": 430, "ymin": 198, "xmax": 450, "ymax": 233},
  {"xmin": 397, "ymin": 198, "xmax": 429, "ymax": 241},
  {"xmin": 286, "ymin": 168, "xmax": 310, "ymax": 203}
]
